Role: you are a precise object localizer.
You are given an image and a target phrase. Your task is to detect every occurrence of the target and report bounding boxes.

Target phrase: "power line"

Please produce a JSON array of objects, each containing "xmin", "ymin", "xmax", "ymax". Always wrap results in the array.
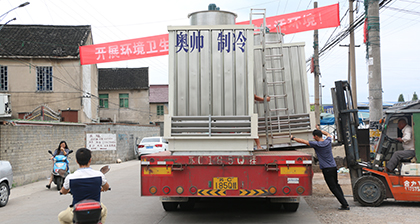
[
  {"xmin": 383, "ymin": 6, "xmax": 420, "ymax": 16},
  {"xmin": 307, "ymin": 0, "xmax": 394, "ymax": 64}
]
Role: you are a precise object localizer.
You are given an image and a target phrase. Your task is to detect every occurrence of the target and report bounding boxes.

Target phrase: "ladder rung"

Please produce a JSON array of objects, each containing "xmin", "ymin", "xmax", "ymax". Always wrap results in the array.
[
  {"xmin": 267, "ymin": 81, "xmax": 285, "ymax": 85},
  {"xmin": 269, "ymin": 94, "xmax": 287, "ymax": 98},
  {"xmin": 266, "ymin": 54, "xmax": 283, "ymax": 58},
  {"xmin": 266, "ymin": 68, "xmax": 284, "ymax": 71},
  {"xmin": 270, "ymin": 108, "xmax": 288, "ymax": 111}
]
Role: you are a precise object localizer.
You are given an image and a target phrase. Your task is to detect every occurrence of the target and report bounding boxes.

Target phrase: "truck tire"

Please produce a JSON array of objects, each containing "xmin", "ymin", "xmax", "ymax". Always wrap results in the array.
[
  {"xmin": 162, "ymin": 202, "xmax": 178, "ymax": 211},
  {"xmin": 354, "ymin": 175, "xmax": 386, "ymax": 206},
  {"xmin": 0, "ymin": 182, "xmax": 9, "ymax": 207},
  {"xmin": 283, "ymin": 203, "xmax": 299, "ymax": 212}
]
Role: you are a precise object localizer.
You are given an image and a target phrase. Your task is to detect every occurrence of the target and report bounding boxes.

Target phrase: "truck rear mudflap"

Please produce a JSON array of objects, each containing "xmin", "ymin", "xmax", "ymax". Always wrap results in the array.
[{"xmin": 141, "ymin": 151, "xmax": 313, "ymax": 197}]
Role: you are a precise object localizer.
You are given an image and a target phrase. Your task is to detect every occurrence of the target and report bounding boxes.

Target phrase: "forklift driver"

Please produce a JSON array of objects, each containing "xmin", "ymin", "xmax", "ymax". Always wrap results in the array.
[{"xmin": 385, "ymin": 119, "xmax": 416, "ymax": 173}]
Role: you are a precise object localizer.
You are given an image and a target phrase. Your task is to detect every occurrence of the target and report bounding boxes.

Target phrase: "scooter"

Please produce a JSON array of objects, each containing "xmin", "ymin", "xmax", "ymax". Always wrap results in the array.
[
  {"xmin": 71, "ymin": 165, "xmax": 111, "ymax": 224},
  {"xmin": 48, "ymin": 150, "xmax": 73, "ymax": 190}
]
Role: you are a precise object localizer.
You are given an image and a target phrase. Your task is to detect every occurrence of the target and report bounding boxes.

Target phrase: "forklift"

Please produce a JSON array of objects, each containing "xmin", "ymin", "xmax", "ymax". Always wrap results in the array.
[{"xmin": 332, "ymin": 80, "xmax": 420, "ymax": 206}]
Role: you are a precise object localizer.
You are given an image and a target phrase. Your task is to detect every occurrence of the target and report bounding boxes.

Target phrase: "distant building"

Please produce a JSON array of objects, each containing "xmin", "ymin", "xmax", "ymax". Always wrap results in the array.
[
  {"xmin": 0, "ymin": 25, "xmax": 98, "ymax": 122},
  {"xmin": 98, "ymin": 68, "xmax": 149, "ymax": 124},
  {"xmin": 149, "ymin": 85, "xmax": 168, "ymax": 125}
]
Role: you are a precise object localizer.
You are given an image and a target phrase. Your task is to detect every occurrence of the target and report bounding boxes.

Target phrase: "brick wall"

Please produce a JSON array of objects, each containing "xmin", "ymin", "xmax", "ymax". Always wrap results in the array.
[
  {"xmin": 0, "ymin": 122, "xmax": 160, "ymax": 186},
  {"xmin": 0, "ymin": 122, "xmax": 85, "ymax": 186}
]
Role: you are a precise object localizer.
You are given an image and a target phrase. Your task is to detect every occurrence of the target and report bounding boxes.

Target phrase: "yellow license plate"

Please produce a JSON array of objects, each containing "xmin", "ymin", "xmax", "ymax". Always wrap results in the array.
[
  {"xmin": 280, "ymin": 167, "xmax": 306, "ymax": 175},
  {"xmin": 213, "ymin": 177, "xmax": 238, "ymax": 190}
]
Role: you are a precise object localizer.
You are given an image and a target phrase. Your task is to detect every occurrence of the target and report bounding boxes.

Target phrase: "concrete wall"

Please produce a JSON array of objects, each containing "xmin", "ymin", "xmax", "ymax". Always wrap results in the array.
[
  {"xmin": 98, "ymin": 89, "xmax": 149, "ymax": 125},
  {"xmin": 0, "ymin": 121, "xmax": 160, "ymax": 187}
]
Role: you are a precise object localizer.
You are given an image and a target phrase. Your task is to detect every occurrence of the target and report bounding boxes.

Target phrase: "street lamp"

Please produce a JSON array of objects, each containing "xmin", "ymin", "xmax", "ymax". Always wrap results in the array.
[
  {"xmin": 0, "ymin": 2, "xmax": 30, "ymax": 21},
  {"xmin": 0, "ymin": 17, "xmax": 16, "ymax": 32}
]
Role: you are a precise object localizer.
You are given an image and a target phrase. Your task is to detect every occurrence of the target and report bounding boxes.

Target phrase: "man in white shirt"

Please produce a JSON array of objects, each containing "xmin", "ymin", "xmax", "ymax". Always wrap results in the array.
[
  {"xmin": 385, "ymin": 119, "xmax": 416, "ymax": 173},
  {"xmin": 58, "ymin": 148, "xmax": 110, "ymax": 224}
]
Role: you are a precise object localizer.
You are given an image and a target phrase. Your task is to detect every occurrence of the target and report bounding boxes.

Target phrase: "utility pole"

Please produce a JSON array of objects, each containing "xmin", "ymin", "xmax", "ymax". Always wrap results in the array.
[
  {"xmin": 314, "ymin": 1, "xmax": 320, "ymax": 125},
  {"xmin": 349, "ymin": 0, "xmax": 357, "ymax": 108},
  {"xmin": 339, "ymin": 43, "xmax": 360, "ymax": 97},
  {"xmin": 366, "ymin": 0, "xmax": 383, "ymax": 153}
]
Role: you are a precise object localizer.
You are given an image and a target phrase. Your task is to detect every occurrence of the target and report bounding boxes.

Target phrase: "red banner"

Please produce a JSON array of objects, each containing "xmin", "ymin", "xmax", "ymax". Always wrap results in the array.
[
  {"xmin": 80, "ymin": 4, "xmax": 339, "ymax": 65},
  {"xmin": 237, "ymin": 3, "xmax": 339, "ymax": 34},
  {"xmin": 79, "ymin": 34, "xmax": 169, "ymax": 65}
]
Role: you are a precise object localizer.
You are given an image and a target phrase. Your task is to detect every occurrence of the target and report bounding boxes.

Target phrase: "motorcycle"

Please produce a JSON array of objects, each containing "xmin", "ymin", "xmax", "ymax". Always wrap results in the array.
[
  {"xmin": 48, "ymin": 149, "xmax": 73, "ymax": 190},
  {"xmin": 70, "ymin": 165, "xmax": 111, "ymax": 224}
]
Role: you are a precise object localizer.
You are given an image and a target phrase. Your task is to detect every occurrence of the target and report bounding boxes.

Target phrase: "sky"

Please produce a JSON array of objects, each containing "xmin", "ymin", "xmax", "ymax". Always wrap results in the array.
[{"xmin": 1, "ymin": 0, "xmax": 419, "ymax": 104}]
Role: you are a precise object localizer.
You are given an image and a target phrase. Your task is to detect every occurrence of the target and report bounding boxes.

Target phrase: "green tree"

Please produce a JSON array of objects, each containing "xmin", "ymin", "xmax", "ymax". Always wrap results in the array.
[
  {"xmin": 398, "ymin": 94, "xmax": 405, "ymax": 102},
  {"xmin": 413, "ymin": 92, "xmax": 418, "ymax": 101}
]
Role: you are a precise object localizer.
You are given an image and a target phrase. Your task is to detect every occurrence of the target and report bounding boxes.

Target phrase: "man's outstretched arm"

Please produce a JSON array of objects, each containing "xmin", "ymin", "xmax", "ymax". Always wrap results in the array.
[{"xmin": 290, "ymin": 135, "xmax": 310, "ymax": 146}]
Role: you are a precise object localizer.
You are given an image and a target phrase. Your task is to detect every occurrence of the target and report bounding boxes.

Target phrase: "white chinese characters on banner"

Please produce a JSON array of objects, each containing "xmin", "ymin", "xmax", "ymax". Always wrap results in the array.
[
  {"xmin": 404, "ymin": 180, "xmax": 420, "ymax": 192},
  {"xmin": 87, "ymin": 133, "xmax": 117, "ymax": 151}
]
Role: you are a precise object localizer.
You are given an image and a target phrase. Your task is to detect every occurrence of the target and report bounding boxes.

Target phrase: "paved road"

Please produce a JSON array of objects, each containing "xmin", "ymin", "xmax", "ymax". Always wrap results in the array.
[{"xmin": 0, "ymin": 160, "xmax": 321, "ymax": 224}]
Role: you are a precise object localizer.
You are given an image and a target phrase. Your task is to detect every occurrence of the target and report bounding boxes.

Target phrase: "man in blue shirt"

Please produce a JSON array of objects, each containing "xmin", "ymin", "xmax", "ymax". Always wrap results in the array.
[
  {"xmin": 291, "ymin": 126, "xmax": 349, "ymax": 210},
  {"xmin": 58, "ymin": 148, "xmax": 110, "ymax": 224}
]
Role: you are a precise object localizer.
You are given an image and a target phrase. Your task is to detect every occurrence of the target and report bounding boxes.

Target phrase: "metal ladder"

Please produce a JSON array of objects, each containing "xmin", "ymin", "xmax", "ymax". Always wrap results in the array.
[{"xmin": 250, "ymin": 9, "xmax": 291, "ymax": 149}]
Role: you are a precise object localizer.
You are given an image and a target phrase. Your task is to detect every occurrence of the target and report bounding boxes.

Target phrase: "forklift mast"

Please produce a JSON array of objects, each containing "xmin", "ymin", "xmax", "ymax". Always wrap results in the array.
[{"xmin": 331, "ymin": 81, "xmax": 362, "ymax": 188}]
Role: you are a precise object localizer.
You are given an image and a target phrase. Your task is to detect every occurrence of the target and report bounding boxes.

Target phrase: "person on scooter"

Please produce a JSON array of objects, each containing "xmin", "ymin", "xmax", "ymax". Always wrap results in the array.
[
  {"xmin": 58, "ymin": 148, "xmax": 110, "ymax": 224},
  {"xmin": 46, "ymin": 141, "xmax": 70, "ymax": 189}
]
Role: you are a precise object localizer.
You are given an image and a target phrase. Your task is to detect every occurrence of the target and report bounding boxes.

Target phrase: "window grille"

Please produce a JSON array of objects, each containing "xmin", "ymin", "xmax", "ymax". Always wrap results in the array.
[
  {"xmin": 0, "ymin": 66, "xmax": 7, "ymax": 91},
  {"xmin": 37, "ymin": 66, "xmax": 53, "ymax": 91}
]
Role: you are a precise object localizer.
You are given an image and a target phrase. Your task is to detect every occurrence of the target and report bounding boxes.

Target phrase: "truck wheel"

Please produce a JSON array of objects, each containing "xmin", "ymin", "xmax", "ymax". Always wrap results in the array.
[
  {"xmin": 0, "ymin": 182, "xmax": 10, "ymax": 207},
  {"xmin": 283, "ymin": 203, "xmax": 299, "ymax": 212},
  {"xmin": 162, "ymin": 202, "xmax": 178, "ymax": 211},
  {"xmin": 354, "ymin": 176, "xmax": 386, "ymax": 206}
]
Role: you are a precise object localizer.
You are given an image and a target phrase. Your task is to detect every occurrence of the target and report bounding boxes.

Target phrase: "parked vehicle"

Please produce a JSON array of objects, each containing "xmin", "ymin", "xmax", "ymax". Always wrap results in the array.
[
  {"xmin": 48, "ymin": 150, "xmax": 73, "ymax": 190},
  {"xmin": 0, "ymin": 160, "xmax": 12, "ymax": 207},
  {"xmin": 136, "ymin": 137, "xmax": 168, "ymax": 159}
]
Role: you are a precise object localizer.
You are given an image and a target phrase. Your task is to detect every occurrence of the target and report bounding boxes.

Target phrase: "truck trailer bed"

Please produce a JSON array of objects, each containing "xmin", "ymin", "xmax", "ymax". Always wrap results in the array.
[{"xmin": 141, "ymin": 150, "xmax": 313, "ymax": 198}]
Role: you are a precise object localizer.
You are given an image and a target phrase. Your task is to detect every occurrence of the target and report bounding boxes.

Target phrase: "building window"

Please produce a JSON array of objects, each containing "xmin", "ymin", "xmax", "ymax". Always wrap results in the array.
[
  {"xmin": 0, "ymin": 66, "xmax": 7, "ymax": 91},
  {"xmin": 99, "ymin": 94, "xmax": 108, "ymax": 108},
  {"xmin": 119, "ymin": 93, "xmax": 129, "ymax": 108},
  {"xmin": 157, "ymin": 105, "xmax": 164, "ymax": 115},
  {"xmin": 37, "ymin": 66, "xmax": 53, "ymax": 91}
]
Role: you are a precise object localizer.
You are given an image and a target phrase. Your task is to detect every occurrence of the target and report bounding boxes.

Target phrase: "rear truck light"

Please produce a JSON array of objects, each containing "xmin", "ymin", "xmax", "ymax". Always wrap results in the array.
[
  {"xmin": 150, "ymin": 186, "xmax": 157, "ymax": 195},
  {"xmin": 189, "ymin": 186, "xmax": 198, "ymax": 195},
  {"xmin": 176, "ymin": 186, "xmax": 184, "ymax": 195},
  {"xmin": 138, "ymin": 145, "xmax": 145, "ymax": 148},
  {"xmin": 155, "ymin": 144, "xmax": 163, "ymax": 147},
  {"xmin": 269, "ymin": 186, "xmax": 277, "ymax": 195},
  {"xmin": 163, "ymin": 186, "xmax": 171, "ymax": 194},
  {"xmin": 283, "ymin": 186, "xmax": 291, "ymax": 195},
  {"xmin": 296, "ymin": 186, "xmax": 305, "ymax": 194}
]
